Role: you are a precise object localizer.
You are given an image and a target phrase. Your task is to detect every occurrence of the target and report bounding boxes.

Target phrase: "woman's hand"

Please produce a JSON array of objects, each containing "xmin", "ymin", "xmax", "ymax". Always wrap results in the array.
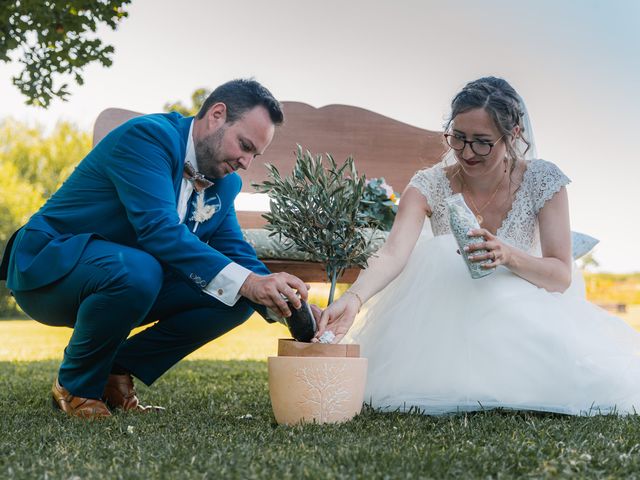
[
  {"xmin": 465, "ymin": 228, "xmax": 514, "ymax": 269},
  {"xmin": 313, "ymin": 295, "xmax": 361, "ymax": 344}
]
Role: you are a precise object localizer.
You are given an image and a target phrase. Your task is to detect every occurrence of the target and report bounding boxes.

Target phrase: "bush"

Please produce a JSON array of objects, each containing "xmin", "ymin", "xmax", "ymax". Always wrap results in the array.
[{"xmin": 0, "ymin": 119, "xmax": 90, "ymax": 318}]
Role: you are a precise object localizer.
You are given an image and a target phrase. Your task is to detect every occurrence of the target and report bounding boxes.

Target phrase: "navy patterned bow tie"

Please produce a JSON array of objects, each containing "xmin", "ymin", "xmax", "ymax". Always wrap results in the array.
[{"xmin": 183, "ymin": 161, "xmax": 214, "ymax": 193}]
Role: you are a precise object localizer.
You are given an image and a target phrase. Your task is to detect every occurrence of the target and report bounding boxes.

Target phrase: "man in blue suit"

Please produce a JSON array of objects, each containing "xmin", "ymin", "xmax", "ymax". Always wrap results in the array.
[{"xmin": 0, "ymin": 79, "xmax": 313, "ymax": 418}]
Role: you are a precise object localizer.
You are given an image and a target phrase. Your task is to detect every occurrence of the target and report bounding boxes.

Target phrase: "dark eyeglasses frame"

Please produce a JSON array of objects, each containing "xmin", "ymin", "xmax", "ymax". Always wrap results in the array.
[{"xmin": 444, "ymin": 133, "xmax": 506, "ymax": 157}]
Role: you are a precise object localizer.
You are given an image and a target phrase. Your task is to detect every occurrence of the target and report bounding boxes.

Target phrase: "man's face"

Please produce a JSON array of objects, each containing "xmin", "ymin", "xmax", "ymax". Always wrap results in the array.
[{"xmin": 194, "ymin": 105, "xmax": 275, "ymax": 179}]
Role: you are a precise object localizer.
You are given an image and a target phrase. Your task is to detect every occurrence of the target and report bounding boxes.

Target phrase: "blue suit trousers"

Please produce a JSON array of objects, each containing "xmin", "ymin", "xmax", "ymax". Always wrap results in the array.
[{"xmin": 13, "ymin": 239, "xmax": 254, "ymax": 399}]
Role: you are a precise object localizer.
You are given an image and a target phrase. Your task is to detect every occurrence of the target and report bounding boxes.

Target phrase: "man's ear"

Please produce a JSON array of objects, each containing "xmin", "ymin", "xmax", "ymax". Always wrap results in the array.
[{"xmin": 207, "ymin": 102, "xmax": 227, "ymax": 126}]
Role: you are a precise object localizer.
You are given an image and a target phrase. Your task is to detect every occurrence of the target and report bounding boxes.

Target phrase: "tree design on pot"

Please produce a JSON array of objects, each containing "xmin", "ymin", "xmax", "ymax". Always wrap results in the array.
[
  {"xmin": 295, "ymin": 363, "xmax": 350, "ymax": 422},
  {"xmin": 253, "ymin": 145, "xmax": 379, "ymax": 304}
]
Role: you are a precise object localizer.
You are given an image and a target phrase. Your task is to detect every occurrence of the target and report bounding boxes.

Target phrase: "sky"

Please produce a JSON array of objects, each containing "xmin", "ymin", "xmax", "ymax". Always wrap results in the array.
[{"xmin": 1, "ymin": 0, "xmax": 639, "ymax": 272}]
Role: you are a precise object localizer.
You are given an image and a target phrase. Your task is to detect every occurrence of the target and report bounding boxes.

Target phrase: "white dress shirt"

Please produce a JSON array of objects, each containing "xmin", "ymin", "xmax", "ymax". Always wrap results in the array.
[{"xmin": 178, "ymin": 120, "xmax": 252, "ymax": 306}]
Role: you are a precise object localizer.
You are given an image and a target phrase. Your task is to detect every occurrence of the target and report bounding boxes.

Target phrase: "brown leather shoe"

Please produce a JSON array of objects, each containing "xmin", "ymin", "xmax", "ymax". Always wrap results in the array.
[
  {"xmin": 103, "ymin": 373, "xmax": 165, "ymax": 413},
  {"xmin": 51, "ymin": 378, "xmax": 112, "ymax": 419}
]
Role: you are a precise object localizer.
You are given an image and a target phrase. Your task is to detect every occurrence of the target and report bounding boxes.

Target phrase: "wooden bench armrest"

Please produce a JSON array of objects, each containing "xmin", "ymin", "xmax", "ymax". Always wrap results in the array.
[{"xmin": 263, "ymin": 260, "xmax": 359, "ymax": 284}]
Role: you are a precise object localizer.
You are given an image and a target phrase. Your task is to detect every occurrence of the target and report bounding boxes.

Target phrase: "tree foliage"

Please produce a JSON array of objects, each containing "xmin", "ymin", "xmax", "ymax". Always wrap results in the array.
[
  {"xmin": 0, "ymin": 0, "xmax": 131, "ymax": 107},
  {"xmin": 253, "ymin": 146, "xmax": 380, "ymax": 304},
  {"xmin": 164, "ymin": 88, "xmax": 211, "ymax": 117},
  {"xmin": 0, "ymin": 119, "xmax": 91, "ymax": 316}
]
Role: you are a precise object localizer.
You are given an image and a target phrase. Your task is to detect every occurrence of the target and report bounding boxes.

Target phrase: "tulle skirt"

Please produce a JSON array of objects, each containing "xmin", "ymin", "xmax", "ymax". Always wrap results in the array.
[{"xmin": 345, "ymin": 233, "xmax": 640, "ymax": 416}]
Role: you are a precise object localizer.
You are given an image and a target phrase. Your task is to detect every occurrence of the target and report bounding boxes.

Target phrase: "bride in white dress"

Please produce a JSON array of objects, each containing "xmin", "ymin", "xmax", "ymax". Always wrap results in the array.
[{"xmin": 315, "ymin": 76, "xmax": 640, "ymax": 416}]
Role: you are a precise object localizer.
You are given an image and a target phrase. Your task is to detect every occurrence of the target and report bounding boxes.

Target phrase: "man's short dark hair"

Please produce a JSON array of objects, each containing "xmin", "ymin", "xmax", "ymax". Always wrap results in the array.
[{"xmin": 197, "ymin": 79, "xmax": 284, "ymax": 126}]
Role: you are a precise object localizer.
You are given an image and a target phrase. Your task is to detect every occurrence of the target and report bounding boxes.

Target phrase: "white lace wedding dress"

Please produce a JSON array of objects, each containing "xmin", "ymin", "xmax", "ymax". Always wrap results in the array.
[{"xmin": 345, "ymin": 159, "xmax": 640, "ymax": 415}]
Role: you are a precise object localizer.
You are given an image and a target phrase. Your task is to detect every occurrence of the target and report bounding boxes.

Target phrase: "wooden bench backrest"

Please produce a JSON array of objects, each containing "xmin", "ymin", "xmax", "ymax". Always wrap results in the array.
[
  {"xmin": 238, "ymin": 102, "xmax": 444, "ymax": 191},
  {"xmin": 93, "ymin": 102, "xmax": 445, "ymax": 199}
]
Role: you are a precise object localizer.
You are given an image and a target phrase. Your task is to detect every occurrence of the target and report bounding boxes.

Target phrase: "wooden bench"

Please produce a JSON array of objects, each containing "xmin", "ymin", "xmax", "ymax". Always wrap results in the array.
[{"xmin": 93, "ymin": 102, "xmax": 445, "ymax": 282}]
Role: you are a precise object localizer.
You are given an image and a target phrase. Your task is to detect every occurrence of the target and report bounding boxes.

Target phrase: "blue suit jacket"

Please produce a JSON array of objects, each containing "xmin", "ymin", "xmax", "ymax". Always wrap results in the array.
[{"xmin": 5, "ymin": 112, "xmax": 269, "ymax": 292}]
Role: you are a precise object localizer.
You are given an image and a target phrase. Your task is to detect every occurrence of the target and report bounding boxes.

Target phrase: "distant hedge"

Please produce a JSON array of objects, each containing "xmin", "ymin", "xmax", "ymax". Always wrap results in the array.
[
  {"xmin": 584, "ymin": 272, "xmax": 640, "ymax": 305},
  {"xmin": 0, "ymin": 119, "xmax": 90, "ymax": 318}
]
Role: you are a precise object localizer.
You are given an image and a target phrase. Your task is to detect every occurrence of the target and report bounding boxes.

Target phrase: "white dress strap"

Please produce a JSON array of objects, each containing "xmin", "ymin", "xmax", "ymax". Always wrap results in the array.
[
  {"xmin": 408, "ymin": 166, "xmax": 443, "ymax": 208},
  {"xmin": 526, "ymin": 159, "xmax": 571, "ymax": 214},
  {"xmin": 408, "ymin": 165, "xmax": 453, "ymax": 236}
]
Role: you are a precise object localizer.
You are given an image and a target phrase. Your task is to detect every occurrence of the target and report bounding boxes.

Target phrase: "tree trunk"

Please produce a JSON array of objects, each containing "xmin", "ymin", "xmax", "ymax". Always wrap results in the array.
[{"xmin": 327, "ymin": 268, "xmax": 339, "ymax": 305}]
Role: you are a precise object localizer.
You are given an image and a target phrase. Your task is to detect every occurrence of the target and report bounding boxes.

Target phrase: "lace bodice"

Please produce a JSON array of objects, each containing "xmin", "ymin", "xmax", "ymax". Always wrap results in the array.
[{"xmin": 408, "ymin": 159, "xmax": 570, "ymax": 253}]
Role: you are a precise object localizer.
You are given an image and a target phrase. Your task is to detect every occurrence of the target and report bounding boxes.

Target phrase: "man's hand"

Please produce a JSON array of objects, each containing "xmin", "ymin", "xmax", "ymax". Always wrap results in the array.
[{"xmin": 239, "ymin": 272, "xmax": 309, "ymax": 318}]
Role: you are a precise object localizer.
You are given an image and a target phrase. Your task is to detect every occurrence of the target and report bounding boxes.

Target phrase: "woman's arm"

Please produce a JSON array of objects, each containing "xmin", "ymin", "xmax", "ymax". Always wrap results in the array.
[
  {"xmin": 315, "ymin": 186, "xmax": 429, "ymax": 342},
  {"xmin": 467, "ymin": 186, "xmax": 573, "ymax": 292},
  {"xmin": 346, "ymin": 187, "xmax": 429, "ymax": 302}
]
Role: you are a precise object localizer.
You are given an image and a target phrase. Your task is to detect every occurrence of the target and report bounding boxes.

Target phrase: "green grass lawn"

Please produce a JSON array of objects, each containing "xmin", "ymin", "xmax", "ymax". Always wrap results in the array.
[
  {"xmin": 4, "ymin": 360, "xmax": 640, "ymax": 479},
  {"xmin": 2, "ymin": 303, "xmax": 640, "ymax": 478}
]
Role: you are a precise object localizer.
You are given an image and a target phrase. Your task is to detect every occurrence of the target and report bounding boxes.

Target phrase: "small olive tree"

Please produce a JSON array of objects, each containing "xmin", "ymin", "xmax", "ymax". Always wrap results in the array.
[{"xmin": 253, "ymin": 146, "xmax": 379, "ymax": 304}]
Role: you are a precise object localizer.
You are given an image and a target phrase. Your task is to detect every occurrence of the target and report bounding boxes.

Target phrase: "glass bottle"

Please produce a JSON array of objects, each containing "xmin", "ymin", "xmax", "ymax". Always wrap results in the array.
[{"xmin": 445, "ymin": 193, "xmax": 495, "ymax": 279}]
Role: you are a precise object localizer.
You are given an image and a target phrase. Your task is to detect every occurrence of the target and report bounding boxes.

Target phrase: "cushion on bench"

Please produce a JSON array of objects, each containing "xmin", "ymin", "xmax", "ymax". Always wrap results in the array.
[
  {"xmin": 571, "ymin": 231, "xmax": 599, "ymax": 260},
  {"xmin": 242, "ymin": 228, "xmax": 389, "ymax": 261}
]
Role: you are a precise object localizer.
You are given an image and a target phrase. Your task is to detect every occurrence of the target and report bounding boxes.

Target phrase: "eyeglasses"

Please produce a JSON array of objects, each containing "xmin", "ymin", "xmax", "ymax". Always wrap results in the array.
[{"xmin": 444, "ymin": 133, "xmax": 506, "ymax": 157}]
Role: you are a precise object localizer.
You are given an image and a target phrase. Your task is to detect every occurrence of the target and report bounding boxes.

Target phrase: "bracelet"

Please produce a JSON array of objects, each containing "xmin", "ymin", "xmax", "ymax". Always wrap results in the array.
[{"xmin": 344, "ymin": 290, "xmax": 364, "ymax": 312}]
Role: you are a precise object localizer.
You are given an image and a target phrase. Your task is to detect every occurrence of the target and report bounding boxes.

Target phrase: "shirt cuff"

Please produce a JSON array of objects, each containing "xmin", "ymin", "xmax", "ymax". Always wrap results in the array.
[{"xmin": 203, "ymin": 263, "xmax": 252, "ymax": 306}]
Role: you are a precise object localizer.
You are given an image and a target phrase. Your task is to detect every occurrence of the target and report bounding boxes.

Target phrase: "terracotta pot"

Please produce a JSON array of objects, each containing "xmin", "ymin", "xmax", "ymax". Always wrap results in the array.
[{"xmin": 268, "ymin": 339, "xmax": 367, "ymax": 425}]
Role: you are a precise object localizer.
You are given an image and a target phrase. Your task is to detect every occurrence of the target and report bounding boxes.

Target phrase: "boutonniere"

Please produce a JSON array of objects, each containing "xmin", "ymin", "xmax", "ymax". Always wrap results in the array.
[{"xmin": 190, "ymin": 191, "xmax": 219, "ymax": 232}]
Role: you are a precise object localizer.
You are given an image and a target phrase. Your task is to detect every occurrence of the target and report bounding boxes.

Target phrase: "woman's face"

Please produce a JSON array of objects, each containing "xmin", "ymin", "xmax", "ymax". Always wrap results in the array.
[{"xmin": 450, "ymin": 108, "xmax": 510, "ymax": 179}]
